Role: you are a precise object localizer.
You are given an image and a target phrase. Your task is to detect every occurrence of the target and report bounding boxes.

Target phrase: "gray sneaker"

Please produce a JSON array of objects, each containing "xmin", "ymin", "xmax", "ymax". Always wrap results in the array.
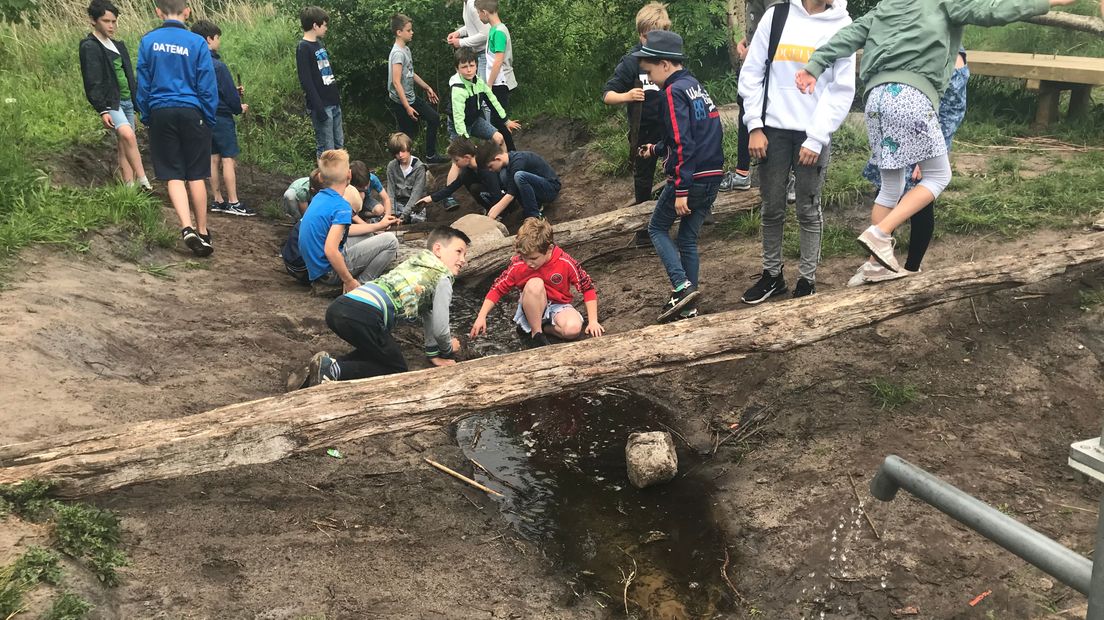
[{"xmin": 719, "ymin": 170, "xmax": 751, "ymax": 192}]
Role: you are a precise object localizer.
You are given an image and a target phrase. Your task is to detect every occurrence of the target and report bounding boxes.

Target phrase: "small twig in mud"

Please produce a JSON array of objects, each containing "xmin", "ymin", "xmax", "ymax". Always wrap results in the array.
[
  {"xmin": 617, "ymin": 548, "xmax": 638, "ymax": 616},
  {"xmin": 970, "ymin": 298, "xmax": 982, "ymax": 325},
  {"xmin": 469, "ymin": 457, "xmax": 523, "ymax": 492},
  {"xmin": 848, "ymin": 473, "xmax": 882, "ymax": 540},
  {"xmin": 656, "ymin": 421, "xmax": 694, "ymax": 450},
  {"xmin": 1057, "ymin": 503, "xmax": 1098, "ymax": 515},
  {"xmin": 469, "ymin": 424, "xmax": 483, "ymax": 450},
  {"xmin": 424, "ymin": 458, "xmax": 503, "ymax": 497},
  {"xmin": 314, "ymin": 523, "xmax": 334, "ymax": 540},
  {"xmin": 1013, "ymin": 292, "xmax": 1050, "ymax": 301},
  {"xmin": 721, "ymin": 546, "xmax": 750, "ymax": 606}
]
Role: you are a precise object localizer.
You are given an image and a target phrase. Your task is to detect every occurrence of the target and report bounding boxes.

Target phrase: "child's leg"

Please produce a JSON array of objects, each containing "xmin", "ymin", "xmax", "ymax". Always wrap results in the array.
[
  {"xmin": 341, "ymin": 232, "xmax": 399, "ymax": 282},
  {"xmin": 793, "ymin": 138, "xmax": 830, "ymax": 283},
  {"xmin": 491, "ymin": 85, "xmax": 516, "ymax": 152},
  {"xmin": 209, "ymin": 155, "xmax": 224, "ymax": 203},
  {"xmin": 633, "ymin": 127, "xmax": 661, "ymax": 204},
  {"xmin": 310, "ymin": 108, "xmax": 333, "ymax": 158},
  {"xmin": 331, "ymin": 105, "xmax": 345, "ymax": 151},
  {"xmin": 735, "ymin": 94, "xmax": 751, "ymax": 175},
  {"xmin": 546, "ymin": 305, "xmax": 584, "ymax": 340},
  {"xmin": 520, "ymin": 278, "xmax": 549, "ymax": 335},
  {"xmin": 510, "ymin": 171, "xmax": 556, "ymax": 219},
  {"xmin": 325, "ymin": 300, "xmax": 409, "ymax": 379},
  {"xmin": 411, "ymin": 98, "xmax": 440, "ymax": 156},
  {"xmin": 117, "ymin": 136, "xmax": 134, "ymax": 183},
  {"xmin": 222, "ymin": 157, "xmax": 238, "ymax": 204},
  {"xmin": 166, "ymin": 181, "xmax": 194, "ymax": 228},
  {"xmin": 188, "ymin": 180, "xmax": 209, "ymax": 234},
  {"xmin": 391, "ymin": 99, "xmax": 422, "ymax": 143},
  {"xmin": 675, "ymin": 182, "xmax": 720, "ymax": 288},
  {"xmin": 758, "ymin": 127, "xmax": 793, "ymax": 278},
  {"xmin": 874, "ymin": 154, "xmax": 950, "ymax": 234},
  {"xmin": 648, "ymin": 184, "xmax": 689, "ymax": 289},
  {"xmin": 904, "ymin": 204, "xmax": 935, "ymax": 272}
]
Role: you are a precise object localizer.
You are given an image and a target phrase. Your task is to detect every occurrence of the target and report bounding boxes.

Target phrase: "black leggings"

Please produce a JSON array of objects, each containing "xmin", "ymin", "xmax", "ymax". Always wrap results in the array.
[
  {"xmin": 389, "ymin": 96, "xmax": 440, "ymax": 157},
  {"xmin": 325, "ymin": 298, "xmax": 408, "ymax": 380},
  {"xmin": 905, "ymin": 203, "xmax": 935, "ymax": 272},
  {"xmin": 491, "ymin": 84, "xmax": 517, "ymax": 152},
  {"xmin": 735, "ymin": 94, "xmax": 751, "ymax": 173}
]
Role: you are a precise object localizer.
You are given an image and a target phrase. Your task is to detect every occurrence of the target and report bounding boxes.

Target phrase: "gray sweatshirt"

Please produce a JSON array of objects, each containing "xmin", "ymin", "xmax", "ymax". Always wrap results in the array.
[{"xmin": 386, "ymin": 156, "xmax": 427, "ymax": 216}]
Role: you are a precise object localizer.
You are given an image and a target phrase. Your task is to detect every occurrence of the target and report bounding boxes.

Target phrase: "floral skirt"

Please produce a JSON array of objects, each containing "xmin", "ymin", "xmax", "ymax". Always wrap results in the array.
[{"xmin": 865, "ymin": 83, "xmax": 947, "ymax": 170}]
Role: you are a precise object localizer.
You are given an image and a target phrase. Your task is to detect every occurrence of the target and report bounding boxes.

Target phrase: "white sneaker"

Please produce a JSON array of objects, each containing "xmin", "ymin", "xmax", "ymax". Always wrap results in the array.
[
  {"xmin": 857, "ymin": 227, "xmax": 901, "ymax": 272},
  {"xmin": 847, "ymin": 262, "xmax": 918, "ymax": 287}
]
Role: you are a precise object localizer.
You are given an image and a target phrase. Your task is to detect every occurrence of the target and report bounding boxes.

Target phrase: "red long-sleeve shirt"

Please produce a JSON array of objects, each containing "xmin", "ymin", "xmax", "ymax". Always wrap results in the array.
[{"xmin": 486, "ymin": 246, "xmax": 597, "ymax": 305}]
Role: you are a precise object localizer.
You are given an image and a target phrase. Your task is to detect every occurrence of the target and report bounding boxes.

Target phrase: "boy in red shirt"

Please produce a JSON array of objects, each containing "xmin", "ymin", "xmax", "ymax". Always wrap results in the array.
[{"xmin": 469, "ymin": 218, "xmax": 604, "ymax": 347}]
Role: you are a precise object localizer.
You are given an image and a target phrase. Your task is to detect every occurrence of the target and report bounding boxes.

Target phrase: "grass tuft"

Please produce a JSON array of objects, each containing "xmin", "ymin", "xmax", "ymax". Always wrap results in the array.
[
  {"xmin": 869, "ymin": 378, "xmax": 919, "ymax": 411},
  {"xmin": 42, "ymin": 591, "xmax": 94, "ymax": 620},
  {"xmin": 52, "ymin": 503, "xmax": 128, "ymax": 586},
  {"xmin": 1080, "ymin": 288, "xmax": 1104, "ymax": 310}
]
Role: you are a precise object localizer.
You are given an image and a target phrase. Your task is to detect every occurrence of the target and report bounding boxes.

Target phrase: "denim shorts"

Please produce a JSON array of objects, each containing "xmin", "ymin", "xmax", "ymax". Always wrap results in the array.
[
  {"xmin": 514, "ymin": 302, "xmax": 575, "ymax": 333},
  {"xmin": 211, "ymin": 113, "xmax": 240, "ymax": 158},
  {"xmin": 448, "ymin": 114, "xmax": 498, "ymax": 141},
  {"xmin": 106, "ymin": 99, "xmax": 135, "ymax": 129}
]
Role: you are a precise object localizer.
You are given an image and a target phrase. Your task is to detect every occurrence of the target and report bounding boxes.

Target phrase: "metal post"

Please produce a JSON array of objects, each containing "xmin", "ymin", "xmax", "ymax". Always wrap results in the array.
[{"xmin": 871, "ymin": 455, "xmax": 1093, "ymax": 596}]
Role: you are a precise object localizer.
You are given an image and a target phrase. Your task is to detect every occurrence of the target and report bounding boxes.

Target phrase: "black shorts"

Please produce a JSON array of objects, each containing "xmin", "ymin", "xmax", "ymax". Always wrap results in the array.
[{"xmin": 148, "ymin": 107, "xmax": 212, "ymax": 181}]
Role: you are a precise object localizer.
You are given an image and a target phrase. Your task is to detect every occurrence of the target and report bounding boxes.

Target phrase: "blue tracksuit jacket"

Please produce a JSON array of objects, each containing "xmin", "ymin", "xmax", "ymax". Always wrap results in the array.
[
  {"xmin": 654, "ymin": 69, "xmax": 725, "ymax": 197},
  {"xmin": 136, "ymin": 20, "xmax": 218, "ymax": 124}
]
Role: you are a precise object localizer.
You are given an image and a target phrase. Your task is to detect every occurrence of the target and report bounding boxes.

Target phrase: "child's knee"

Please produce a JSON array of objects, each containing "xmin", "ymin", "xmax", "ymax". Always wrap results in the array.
[
  {"xmin": 492, "ymin": 132, "xmax": 504, "ymax": 145},
  {"xmin": 918, "ymin": 156, "xmax": 952, "ymax": 199},
  {"xmin": 370, "ymin": 203, "xmax": 386, "ymax": 217},
  {"xmin": 555, "ymin": 310, "xmax": 583, "ymax": 339},
  {"xmin": 116, "ymin": 126, "xmax": 137, "ymax": 145},
  {"xmin": 522, "ymin": 277, "xmax": 546, "ymax": 295}
]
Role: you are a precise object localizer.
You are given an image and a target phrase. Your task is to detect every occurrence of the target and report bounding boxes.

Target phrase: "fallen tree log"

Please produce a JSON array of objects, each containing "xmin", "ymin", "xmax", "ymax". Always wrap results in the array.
[
  {"xmin": 3, "ymin": 233, "xmax": 1103, "ymax": 497},
  {"xmin": 459, "ymin": 188, "xmax": 761, "ymax": 279},
  {"xmin": 1027, "ymin": 11, "xmax": 1104, "ymax": 36}
]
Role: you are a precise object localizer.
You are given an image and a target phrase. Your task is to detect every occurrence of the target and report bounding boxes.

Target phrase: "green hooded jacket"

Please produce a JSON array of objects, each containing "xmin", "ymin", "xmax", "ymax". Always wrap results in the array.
[{"xmin": 804, "ymin": 0, "xmax": 1049, "ymax": 109}]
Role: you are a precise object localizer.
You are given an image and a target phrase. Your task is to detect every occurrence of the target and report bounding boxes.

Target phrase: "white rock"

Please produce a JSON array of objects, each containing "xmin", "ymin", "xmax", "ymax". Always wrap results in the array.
[{"xmin": 625, "ymin": 431, "xmax": 678, "ymax": 489}]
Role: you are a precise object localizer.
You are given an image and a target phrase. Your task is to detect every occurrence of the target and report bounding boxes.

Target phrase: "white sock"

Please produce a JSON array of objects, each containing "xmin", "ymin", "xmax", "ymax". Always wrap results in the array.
[{"xmin": 867, "ymin": 225, "xmax": 891, "ymax": 241}]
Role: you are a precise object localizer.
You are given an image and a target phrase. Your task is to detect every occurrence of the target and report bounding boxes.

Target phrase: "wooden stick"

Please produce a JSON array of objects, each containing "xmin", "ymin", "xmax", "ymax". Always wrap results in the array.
[
  {"xmin": 721, "ymin": 546, "xmax": 751, "ymax": 606},
  {"xmin": 848, "ymin": 473, "xmax": 882, "ymax": 540},
  {"xmin": 424, "ymin": 458, "xmax": 503, "ymax": 497},
  {"xmin": 469, "ymin": 458, "xmax": 523, "ymax": 492}
]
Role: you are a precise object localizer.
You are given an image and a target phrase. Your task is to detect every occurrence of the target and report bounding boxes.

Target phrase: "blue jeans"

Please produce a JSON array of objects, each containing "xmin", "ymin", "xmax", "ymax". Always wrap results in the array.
[
  {"xmin": 513, "ymin": 171, "xmax": 560, "ymax": 218},
  {"xmin": 310, "ymin": 104, "xmax": 344, "ymax": 158},
  {"xmin": 648, "ymin": 181, "xmax": 719, "ymax": 289}
]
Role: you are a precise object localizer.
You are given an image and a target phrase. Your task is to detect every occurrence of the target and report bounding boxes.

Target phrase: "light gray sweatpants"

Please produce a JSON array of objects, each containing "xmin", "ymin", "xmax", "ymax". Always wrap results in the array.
[
  {"xmin": 317, "ymin": 232, "xmax": 399, "ymax": 285},
  {"xmin": 759, "ymin": 127, "xmax": 830, "ymax": 283}
]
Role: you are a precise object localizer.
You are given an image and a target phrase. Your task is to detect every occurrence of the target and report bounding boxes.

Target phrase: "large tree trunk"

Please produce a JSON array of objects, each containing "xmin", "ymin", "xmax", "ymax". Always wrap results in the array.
[
  {"xmin": 1027, "ymin": 11, "xmax": 1104, "ymax": 36},
  {"xmin": 2, "ymin": 234, "xmax": 1102, "ymax": 497},
  {"xmin": 460, "ymin": 189, "xmax": 761, "ymax": 280},
  {"xmin": 726, "ymin": 0, "xmax": 747, "ymax": 73}
]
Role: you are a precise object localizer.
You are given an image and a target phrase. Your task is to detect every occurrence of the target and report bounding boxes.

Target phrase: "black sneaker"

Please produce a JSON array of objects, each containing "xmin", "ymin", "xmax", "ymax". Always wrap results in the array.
[
  {"xmin": 657, "ymin": 285, "xmax": 700, "ymax": 323},
  {"xmin": 444, "ymin": 196, "xmax": 461, "ymax": 211},
  {"xmin": 197, "ymin": 230, "xmax": 213, "ymax": 255},
  {"xmin": 224, "ymin": 202, "xmax": 257, "ymax": 217},
  {"xmin": 425, "ymin": 153, "xmax": 449, "ymax": 165},
  {"xmin": 530, "ymin": 331, "xmax": 551, "ymax": 347},
  {"xmin": 793, "ymin": 277, "xmax": 815, "ymax": 298},
  {"xmin": 210, "ymin": 201, "xmax": 228, "ymax": 213},
  {"xmin": 741, "ymin": 270, "xmax": 786, "ymax": 305},
  {"xmin": 182, "ymin": 226, "xmax": 213, "ymax": 257},
  {"xmin": 307, "ymin": 351, "xmax": 335, "ymax": 387}
]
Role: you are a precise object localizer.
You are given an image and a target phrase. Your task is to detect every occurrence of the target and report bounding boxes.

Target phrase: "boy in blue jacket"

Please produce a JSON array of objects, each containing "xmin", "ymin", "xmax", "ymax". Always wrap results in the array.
[
  {"xmin": 635, "ymin": 31, "xmax": 724, "ymax": 323},
  {"xmin": 192, "ymin": 19, "xmax": 255, "ymax": 218},
  {"xmin": 137, "ymin": 0, "xmax": 218, "ymax": 256}
]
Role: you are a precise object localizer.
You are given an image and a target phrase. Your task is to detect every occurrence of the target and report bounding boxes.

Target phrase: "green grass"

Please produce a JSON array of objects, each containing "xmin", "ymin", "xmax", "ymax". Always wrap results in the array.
[
  {"xmin": 869, "ymin": 378, "xmax": 919, "ymax": 411},
  {"xmin": 0, "ymin": 480, "xmax": 129, "ymax": 588},
  {"xmin": 720, "ymin": 209, "xmax": 866, "ymax": 261},
  {"xmin": 963, "ymin": 0, "xmax": 1104, "ymax": 59},
  {"xmin": 42, "ymin": 592, "xmax": 94, "ymax": 620},
  {"xmin": 1080, "ymin": 288, "xmax": 1104, "ymax": 310},
  {"xmin": 939, "ymin": 151, "xmax": 1104, "ymax": 235},
  {"xmin": 0, "ymin": 547, "xmax": 64, "ymax": 618}
]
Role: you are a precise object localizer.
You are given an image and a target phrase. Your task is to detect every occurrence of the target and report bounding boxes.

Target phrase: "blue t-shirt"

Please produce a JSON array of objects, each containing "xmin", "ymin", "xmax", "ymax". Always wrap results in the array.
[
  {"xmin": 367, "ymin": 173, "xmax": 384, "ymax": 195},
  {"xmin": 298, "ymin": 188, "xmax": 352, "ymax": 281}
]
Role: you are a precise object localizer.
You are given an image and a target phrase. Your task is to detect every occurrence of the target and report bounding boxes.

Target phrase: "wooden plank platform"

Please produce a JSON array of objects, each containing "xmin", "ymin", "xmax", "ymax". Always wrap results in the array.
[{"xmin": 965, "ymin": 51, "xmax": 1104, "ymax": 87}]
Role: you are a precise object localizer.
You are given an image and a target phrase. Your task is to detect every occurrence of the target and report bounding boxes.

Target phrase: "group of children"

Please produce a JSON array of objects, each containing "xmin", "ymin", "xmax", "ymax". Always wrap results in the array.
[{"xmin": 80, "ymin": 0, "xmax": 1089, "ymax": 386}]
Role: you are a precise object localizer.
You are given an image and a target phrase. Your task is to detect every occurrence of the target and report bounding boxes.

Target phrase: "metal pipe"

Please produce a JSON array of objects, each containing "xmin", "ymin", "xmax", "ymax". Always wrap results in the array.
[
  {"xmin": 870, "ymin": 455, "xmax": 1093, "ymax": 596},
  {"xmin": 1089, "ymin": 494, "xmax": 1104, "ymax": 620}
]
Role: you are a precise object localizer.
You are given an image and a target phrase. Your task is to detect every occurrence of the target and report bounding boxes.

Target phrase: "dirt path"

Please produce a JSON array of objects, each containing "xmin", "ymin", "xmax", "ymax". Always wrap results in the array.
[{"xmin": 3, "ymin": 132, "xmax": 1103, "ymax": 618}]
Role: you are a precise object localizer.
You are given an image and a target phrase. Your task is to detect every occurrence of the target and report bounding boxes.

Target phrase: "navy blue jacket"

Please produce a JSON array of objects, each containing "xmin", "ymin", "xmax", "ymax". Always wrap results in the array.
[
  {"xmin": 602, "ymin": 43, "xmax": 664, "ymax": 138},
  {"xmin": 211, "ymin": 52, "xmax": 242, "ymax": 118},
  {"xmin": 653, "ymin": 69, "xmax": 725, "ymax": 197},
  {"xmin": 136, "ymin": 20, "xmax": 218, "ymax": 124},
  {"xmin": 504, "ymin": 151, "xmax": 560, "ymax": 198}
]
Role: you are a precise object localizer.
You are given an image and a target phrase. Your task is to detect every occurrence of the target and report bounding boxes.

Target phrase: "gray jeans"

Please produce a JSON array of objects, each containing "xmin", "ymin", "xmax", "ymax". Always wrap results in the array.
[
  {"xmin": 759, "ymin": 127, "xmax": 830, "ymax": 283},
  {"xmin": 317, "ymin": 232, "xmax": 399, "ymax": 285}
]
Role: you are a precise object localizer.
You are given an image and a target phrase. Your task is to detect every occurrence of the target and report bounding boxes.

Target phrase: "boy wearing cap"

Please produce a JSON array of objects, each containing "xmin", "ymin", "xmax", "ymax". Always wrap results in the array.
[{"xmin": 635, "ymin": 30, "xmax": 724, "ymax": 323}]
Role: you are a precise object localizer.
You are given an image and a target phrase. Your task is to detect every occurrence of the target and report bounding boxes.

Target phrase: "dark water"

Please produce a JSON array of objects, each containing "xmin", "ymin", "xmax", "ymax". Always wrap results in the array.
[{"xmin": 454, "ymin": 390, "xmax": 731, "ymax": 618}]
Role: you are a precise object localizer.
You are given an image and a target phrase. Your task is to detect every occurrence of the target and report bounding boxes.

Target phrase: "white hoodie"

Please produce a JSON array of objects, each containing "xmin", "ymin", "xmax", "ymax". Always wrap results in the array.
[
  {"xmin": 739, "ymin": 0, "xmax": 856, "ymax": 155},
  {"xmin": 457, "ymin": 0, "xmax": 490, "ymax": 51}
]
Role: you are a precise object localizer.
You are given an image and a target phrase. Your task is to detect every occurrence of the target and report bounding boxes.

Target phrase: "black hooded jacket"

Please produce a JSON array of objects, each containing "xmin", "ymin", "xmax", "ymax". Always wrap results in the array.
[{"xmin": 79, "ymin": 33, "xmax": 137, "ymax": 114}]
